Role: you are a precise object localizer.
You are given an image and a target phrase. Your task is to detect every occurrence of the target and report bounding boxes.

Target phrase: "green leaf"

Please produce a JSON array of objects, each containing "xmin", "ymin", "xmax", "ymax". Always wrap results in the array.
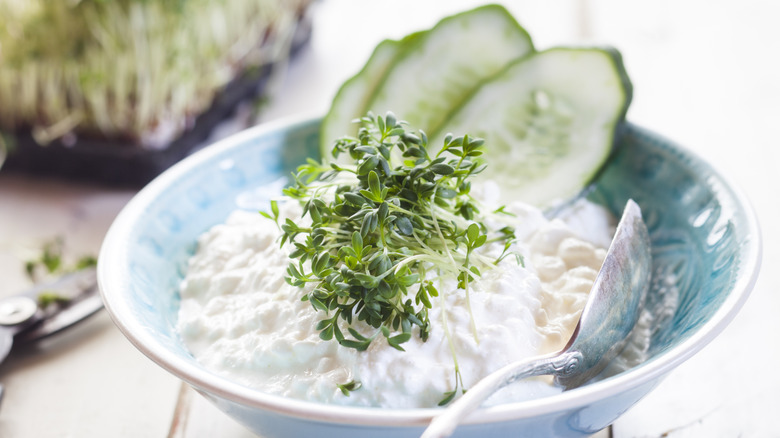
[
  {"xmin": 336, "ymin": 380, "xmax": 362, "ymax": 396},
  {"xmin": 352, "ymin": 231, "xmax": 363, "ymax": 257},
  {"xmin": 319, "ymin": 324, "xmax": 334, "ymax": 341},
  {"xmin": 347, "ymin": 327, "xmax": 370, "ymax": 341},
  {"xmin": 37, "ymin": 291, "xmax": 70, "ymax": 308},
  {"xmin": 466, "ymin": 223, "xmax": 480, "ymax": 244},
  {"xmin": 368, "ymin": 170, "xmax": 381, "ymax": 197},
  {"xmin": 395, "ymin": 216, "xmax": 414, "ymax": 235},
  {"xmin": 388, "ymin": 127, "xmax": 405, "ymax": 137},
  {"xmin": 333, "ymin": 322, "xmax": 345, "ymax": 342},
  {"xmin": 354, "ymin": 273, "xmax": 379, "ymax": 288},
  {"xmin": 402, "ymin": 147, "xmax": 424, "ymax": 158},
  {"xmin": 41, "ymin": 245, "xmax": 62, "ymax": 273},
  {"xmin": 376, "ymin": 113, "xmax": 385, "ymax": 133},
  {"xmin": 388, "ymin": 332, "xmax": 411, "ymax": 350},
  {"xmin": 287, "ymin": 263, "xmax": 302, "ymax": 279},
  {"xmin": 354, "ymin": 145, "xmax": 377, "ymax": 155},
  {"xmin": 437, "ymin": 188, "xmax": 457, "ymax": 199},
  {"xmin": 385, "ymin": 112, "xmax": 397, "ymax": 128},
  {"xmin": 448, "ymin": 135, "xmax": 464, "ymax": 147},
  {"xmin": 493, "ymin": 205, "xmax": 515, "ymax": 216},
  {"xmin": 313, "ymin": 252, "xmax": 331, "ymax": 276},
  {"xmin": 438, "ymin": 390, "xmax": 457, "ymax": 406},
  {"xmin": 396, "ymin": 273, "xmax": 419, "ymax": 287},
  {"xmin": 344, "ymin": 192, "xmax": 365, "ymax": 206},
  {"xmin": 402, "ymin": 132, "xmax": 421, "ymax": 144},
  {"xmin": 75, "ymin": 256, "xmax": 97, "ymax": 270},
  {"xmin": 357, "ymin": 155, "xmax": 380, "ymax": 175},
  {"xmin": 339, "ymin": 339, "xmax": 371, "ymax": 351},
  {"xmin": 417, "ymin": 287, "xmax": 432, "ymax": 308},
  {"xmin": 359, "ymin": 188, "xmax": 380, "ymax": 203}
]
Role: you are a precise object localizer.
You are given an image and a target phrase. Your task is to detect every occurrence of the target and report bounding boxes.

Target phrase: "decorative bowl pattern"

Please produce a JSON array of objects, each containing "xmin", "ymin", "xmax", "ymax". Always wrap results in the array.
[{"xmin": 98, "ymin": 116, "xmax": 761, "ymax": 437}]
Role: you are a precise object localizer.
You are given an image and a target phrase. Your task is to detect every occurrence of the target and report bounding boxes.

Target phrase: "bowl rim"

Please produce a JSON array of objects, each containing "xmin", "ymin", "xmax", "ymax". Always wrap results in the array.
[{"xmin": 98, "ymin": 113, "xmax": 763, "ymax": 427}]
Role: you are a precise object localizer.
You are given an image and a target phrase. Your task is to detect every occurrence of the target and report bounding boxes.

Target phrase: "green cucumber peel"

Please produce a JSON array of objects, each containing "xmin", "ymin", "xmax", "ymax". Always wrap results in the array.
[
  {"xmin": 433, "ymin": 46, "xmax": 633, "ymax": 208},
  {"xmin": 363, "ymin": 4, "xmax": 534, "ymax": 138},
  {"xmin": 320, "ymin": 4, "xmax": 534, "ymax": 160}
]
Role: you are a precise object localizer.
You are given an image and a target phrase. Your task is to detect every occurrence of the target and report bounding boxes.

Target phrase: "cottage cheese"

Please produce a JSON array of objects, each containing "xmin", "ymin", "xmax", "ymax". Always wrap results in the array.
[{"xmin": 177, "ymin": 190, "xmax": 617, "ymax": 408}]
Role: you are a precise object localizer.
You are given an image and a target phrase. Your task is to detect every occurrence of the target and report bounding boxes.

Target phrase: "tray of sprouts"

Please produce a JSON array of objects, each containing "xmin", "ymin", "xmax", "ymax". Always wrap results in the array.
[{"xmin": 0, "ymin": 0, "xmax": 313, "ymax": 186}]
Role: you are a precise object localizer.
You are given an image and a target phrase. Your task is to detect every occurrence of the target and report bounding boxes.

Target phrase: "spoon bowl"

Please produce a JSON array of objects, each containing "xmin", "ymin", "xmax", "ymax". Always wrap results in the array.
[{"xmin": 422, "ymin": 199, "xmax": 652, "ymax": 438}]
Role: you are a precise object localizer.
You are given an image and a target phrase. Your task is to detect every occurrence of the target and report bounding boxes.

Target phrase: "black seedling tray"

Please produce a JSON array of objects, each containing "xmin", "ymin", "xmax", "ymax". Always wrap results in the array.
[{"xmin": 2, "ymin": 18, "xmax": 311, "ymax": 188}]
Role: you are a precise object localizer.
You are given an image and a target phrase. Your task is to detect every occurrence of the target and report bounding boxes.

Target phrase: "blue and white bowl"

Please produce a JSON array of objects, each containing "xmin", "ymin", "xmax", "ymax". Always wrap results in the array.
[{"xmin": 98, "ymin": 115, "xmax": 761, "ymax": 437}]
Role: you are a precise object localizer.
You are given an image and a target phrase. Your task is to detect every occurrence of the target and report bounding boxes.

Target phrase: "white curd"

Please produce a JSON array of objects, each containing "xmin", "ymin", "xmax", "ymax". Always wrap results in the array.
[{"xmin": 177, "ymin": 193, "xmax": 617, "ymax": 408}]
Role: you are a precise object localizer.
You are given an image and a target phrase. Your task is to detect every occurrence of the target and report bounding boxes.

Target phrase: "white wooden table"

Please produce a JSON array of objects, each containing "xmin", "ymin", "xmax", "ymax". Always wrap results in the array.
[{"xmin": 1, "ymin": 1, "xmax": 777, "ymax": 436}]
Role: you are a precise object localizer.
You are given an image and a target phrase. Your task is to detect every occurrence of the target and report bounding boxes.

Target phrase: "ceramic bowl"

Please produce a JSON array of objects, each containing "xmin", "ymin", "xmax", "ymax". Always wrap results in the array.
[{"xmin": 98, "ymin": 115, "xmax": 761, "ymax": 437}]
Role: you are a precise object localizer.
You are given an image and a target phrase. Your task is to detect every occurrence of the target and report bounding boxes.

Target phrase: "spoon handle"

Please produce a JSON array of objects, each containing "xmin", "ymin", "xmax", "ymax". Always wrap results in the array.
[{"xmin": 421, "ymin": 351, "xmax": 582, "ymax": 438}]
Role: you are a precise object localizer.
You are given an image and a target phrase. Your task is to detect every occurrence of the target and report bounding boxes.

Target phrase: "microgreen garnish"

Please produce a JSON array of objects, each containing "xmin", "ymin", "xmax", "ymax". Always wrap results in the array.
[
  {"xmin": 37, "ymin": 290, "xmax": 71, "ymax": 309},
  {"xmin": 438, "ymin": 371, "xmax": 466, "ymax": 406},
  {"xmin": 336, "ymin": 380, "xmax": 362, "ymax": 396},
  {"xmin": 24, "ymin": 238, "xmax": 97, "ymax": 282},
  {"xmin": 259, "ymin": 200, "xmax": 281, "ymax": 230},
  {"xmin": 265, "ymin": 112, "xmax": 522, "ymax": 403}
]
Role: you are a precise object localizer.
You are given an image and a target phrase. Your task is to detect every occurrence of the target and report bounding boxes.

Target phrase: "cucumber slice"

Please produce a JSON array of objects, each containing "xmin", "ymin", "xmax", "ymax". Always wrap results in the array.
[
  {"xmin": 320, "ymin": 38, "xmax": 402, "ymax": 154},
  {"xmin": 365, "ymin": 4, "xmax": 533, "ymax": 137},
  {"xmin": 433, "ymin": 48, "xmax": 632, "ymax": 208}
]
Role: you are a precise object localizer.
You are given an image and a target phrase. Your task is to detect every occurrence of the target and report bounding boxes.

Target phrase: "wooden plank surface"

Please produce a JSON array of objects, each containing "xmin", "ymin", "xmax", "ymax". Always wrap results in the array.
[{"xmin": 0, "ymin": 0, "xmax": 776, "ymax": 437}]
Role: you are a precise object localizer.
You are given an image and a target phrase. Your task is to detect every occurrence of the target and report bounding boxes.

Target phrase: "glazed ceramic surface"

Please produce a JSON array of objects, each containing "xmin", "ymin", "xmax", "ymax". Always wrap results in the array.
[{"xmin": 98, "ymin": 116, "xmax": 761, "ymax": 437}]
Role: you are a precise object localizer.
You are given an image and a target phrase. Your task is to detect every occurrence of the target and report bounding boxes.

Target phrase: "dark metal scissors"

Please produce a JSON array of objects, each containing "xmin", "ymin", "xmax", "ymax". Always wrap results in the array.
[{"xmin": 0, "ymin": 267, "xmax": 103, "ymax": 404}]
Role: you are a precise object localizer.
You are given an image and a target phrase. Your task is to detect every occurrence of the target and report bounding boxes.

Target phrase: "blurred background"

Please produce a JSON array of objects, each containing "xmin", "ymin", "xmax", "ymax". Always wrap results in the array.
[{"xmin": 0, "ymin": 0, "xmax": 777, "ymax": 436}]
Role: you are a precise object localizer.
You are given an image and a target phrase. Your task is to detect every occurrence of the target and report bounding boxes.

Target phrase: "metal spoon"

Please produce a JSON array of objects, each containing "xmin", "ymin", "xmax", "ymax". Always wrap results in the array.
[{"xmin": 421, "ymin": 199, "xmax": 652, "ymax": 438}]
